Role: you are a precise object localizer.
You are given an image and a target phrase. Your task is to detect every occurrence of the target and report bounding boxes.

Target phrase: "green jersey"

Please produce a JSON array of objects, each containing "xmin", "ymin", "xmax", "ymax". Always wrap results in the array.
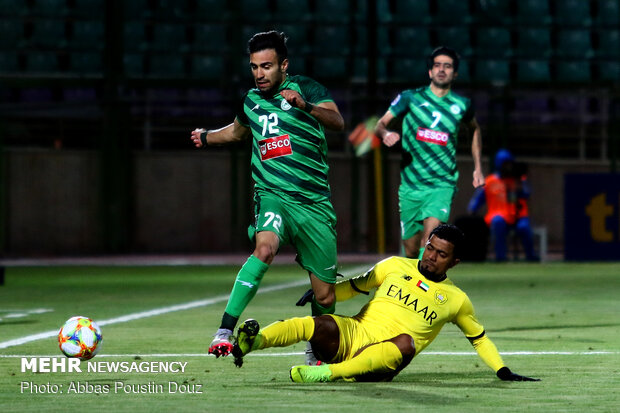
[
  {"xmin": 236, "ymin": 75, "xmax": 334, "ymax": 204},
  {"xmin": 389, "ymin": 86, "xmax": 474, "ymax": 190}
]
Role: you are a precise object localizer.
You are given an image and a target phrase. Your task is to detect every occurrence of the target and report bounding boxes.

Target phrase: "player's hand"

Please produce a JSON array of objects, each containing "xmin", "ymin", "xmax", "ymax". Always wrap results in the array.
[
  {"xmin": 280, "ymin": 89, "xmax": 307, "ymax": 110},
  {"xmin": 382, "ymin": 131, "xmax": 401, "ymax": 147},
  {"xmin": 191, "ymin": 128, "xmax": 206, "ymax": 148},
  {"xmin": 496, "ymin": 367, "xmax": 540, "ymax": 381},
  {"xmin": 472, "ymin": 169, "xmax": 485, "ymax": 188},
  {"xmin": 295, "ymin": 289, "xmax": 314, "ymax": 306}
]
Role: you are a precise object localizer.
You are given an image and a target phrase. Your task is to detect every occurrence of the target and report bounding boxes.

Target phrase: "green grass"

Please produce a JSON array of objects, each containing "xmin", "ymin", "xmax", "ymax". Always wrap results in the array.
[{"xmin": 0, "ymin": 262, "xmax": 619, "ymax": 412}]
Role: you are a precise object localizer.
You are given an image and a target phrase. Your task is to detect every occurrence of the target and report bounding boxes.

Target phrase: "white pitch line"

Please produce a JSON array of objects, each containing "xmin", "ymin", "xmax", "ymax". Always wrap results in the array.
[
  {"xmin": 0, "ymin": 265, "xmax": 371, "ymax": 350},
  {"xmin": 0, "ymin": 350, "xmax": 618, "ymax": 359}
]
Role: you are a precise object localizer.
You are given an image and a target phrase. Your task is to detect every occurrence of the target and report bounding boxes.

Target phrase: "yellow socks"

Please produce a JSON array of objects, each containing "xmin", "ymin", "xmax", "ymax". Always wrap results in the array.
[
  {"xmin": 329, "ymin": 341, "xmax": 402, "ymax": 380},
  {"xmin": 254, "ymin": 316, "xmax": 315, "ymax": 351}
]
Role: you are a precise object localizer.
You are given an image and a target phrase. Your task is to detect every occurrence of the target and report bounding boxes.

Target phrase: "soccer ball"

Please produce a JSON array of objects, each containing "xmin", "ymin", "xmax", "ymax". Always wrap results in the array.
[{"xmin": 57, "ymin": 316, "xmax": 103, "ymax": 360}]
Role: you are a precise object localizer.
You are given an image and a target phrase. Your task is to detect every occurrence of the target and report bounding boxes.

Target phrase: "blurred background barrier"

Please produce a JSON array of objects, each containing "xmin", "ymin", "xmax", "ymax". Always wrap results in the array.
[{"xmin": 1, "ymin": 0, "xmax": 619, "ymax": 258}]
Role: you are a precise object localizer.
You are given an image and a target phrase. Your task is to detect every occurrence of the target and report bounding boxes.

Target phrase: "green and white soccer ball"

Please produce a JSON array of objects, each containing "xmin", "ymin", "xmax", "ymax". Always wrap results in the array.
[{"xmin": 57, "ymin": 316, "xmax": 103, "ymax": 360}]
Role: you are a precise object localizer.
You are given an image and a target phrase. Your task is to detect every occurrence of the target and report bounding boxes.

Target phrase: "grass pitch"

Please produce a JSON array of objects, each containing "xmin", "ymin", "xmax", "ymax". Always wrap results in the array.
[{"xmin": 0, "ymin": 260, "xmax": 619, "ymax": 412}]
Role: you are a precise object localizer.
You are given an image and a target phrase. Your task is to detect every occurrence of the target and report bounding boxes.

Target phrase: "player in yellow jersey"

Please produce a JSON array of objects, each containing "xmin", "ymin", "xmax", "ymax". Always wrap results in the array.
[{"xmin": 231, "ymin": 224, "xmax": 539, "ymax": 383}]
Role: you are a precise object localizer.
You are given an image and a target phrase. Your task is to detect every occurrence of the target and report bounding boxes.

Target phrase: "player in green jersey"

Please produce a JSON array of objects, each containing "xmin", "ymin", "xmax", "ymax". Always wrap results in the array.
[
  {"xmin": 190, "ymin": 31, "xmax": 344, "ymax": 359},
  {"xmin": 232, "ymin": 224, "xmax": 539, "ymax": 383},
  {"xmin": 375, "ymin": 46, "xmax": 485, "ymax": 259}
]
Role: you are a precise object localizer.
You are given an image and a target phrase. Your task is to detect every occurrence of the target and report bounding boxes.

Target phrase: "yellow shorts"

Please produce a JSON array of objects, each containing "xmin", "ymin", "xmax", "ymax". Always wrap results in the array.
[{"xmin": 328, "ymin": 314, "xmax": 398, "ymax": 362}]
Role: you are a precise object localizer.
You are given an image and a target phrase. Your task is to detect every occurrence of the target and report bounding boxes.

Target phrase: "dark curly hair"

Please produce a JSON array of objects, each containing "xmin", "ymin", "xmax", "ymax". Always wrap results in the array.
[{"xmin": 429, "ymin": 224, "xmax": 465, "ymax": 259}]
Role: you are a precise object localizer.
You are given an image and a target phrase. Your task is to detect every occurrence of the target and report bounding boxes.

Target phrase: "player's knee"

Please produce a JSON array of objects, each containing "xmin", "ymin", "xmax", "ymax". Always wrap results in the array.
[
  {"xmin": 391, "ymin": 334, "xmax": 416, "ymax": 360},
  {"xmin": 313, "ymin": 288, "xmax": 335, "ymax": 307},
  {"xmin": 310, "ymin": 315, "xmax": 339, "ymax": 361},
  {"xmin": 253, "ymin": 243, "xmax": 276, "ymax": 263}
]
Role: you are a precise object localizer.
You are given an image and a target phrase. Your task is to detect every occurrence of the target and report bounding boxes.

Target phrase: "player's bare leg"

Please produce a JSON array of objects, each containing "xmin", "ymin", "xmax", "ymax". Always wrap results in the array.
[
  {"xmin": 305, "ymin": 274, "xmax": 335, "ymax": 364},
  {"xmin": 403, "ymin": 233, "xmax": 422, "ymax": 258}
]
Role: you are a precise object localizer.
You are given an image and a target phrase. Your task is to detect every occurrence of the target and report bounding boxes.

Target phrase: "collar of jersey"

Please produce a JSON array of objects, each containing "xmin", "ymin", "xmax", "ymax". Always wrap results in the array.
[{"xmin": 425, "ymin": 85, "xmax": 452, "ymax": 101}]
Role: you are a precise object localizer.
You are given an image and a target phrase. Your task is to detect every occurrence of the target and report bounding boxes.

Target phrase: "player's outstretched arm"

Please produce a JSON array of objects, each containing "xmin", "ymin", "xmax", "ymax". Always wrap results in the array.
[
  {"xmin": 280, "ymin": 89, "xmax": 344, "ymax": 131},
  {"xmin": 468, "ymin": 117, "xmax": 484, "ymax": 188},
  {"xmin": 375, "ymin": 111, "xmax": 401, "ymax": 147},
  {"xmin": 190, "ymin": 119, "xmax": 250, "ymax": 148},
  {"xmin": 496, "ymin": 367, "xmax": 540, "ymax": 382}
]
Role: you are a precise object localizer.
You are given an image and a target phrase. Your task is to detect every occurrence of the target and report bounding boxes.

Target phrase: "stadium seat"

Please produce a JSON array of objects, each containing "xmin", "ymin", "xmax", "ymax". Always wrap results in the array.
[
  {"xmin": 455, "ymin": 60, "xmax": 470, "ymax": 83},
  {"xmin": 24, "ymin": 51, "xmax": 59, "ymax": 73},
  {"xmin": 190, "ymin": 55, "xmax": 225, "ymax": 80},
  {"xmin": 124, "ymin": 0, "xmax": 151, "ymax": 20},
  {"xmin": 148, "ymin": 53, "xmax": 186, "ymax": 77},
  {"xmin": 354, "ymin": 26, "xmax": 390, "ymax": 56},
  {"xmin": 29, "ymin": 0, "xmax": 68, "ymax": 17},
  {"xmin": 436, "ymin": 27, "xmax": 473, "ymax": 58},
  {"xmin": 475, "ymin": 27, "xmax": 512, "ymax": 58},
  {"xmin": 150, "ymin": 23, "xmax": 188, "ymax": 52},
  {"xmin": 595, "ymin": 0, "xmax": 620, "ymax": 28},
  {"xmin": 556, "ymin": 60, "xmax": 591, "ymax": 83},
  {"xmin": 514, "ymin": 28, "xmax": 552, "ymax": 59},
  {"xmin": 194, "ymin": 0, "xmax": 230, "ymax": 21},
  {"xmin": 152, "ymin": 0, "xmax": 190, "ymax": 20},
  {"xmin": 0, "ymin": 0, "xmax": 28, "ymax": 16},
  {"xmin": 0, "ymin": 19, "xmax": 24, "ymax": 49},
  {"xmin": 192, "ymin": 24, "xmax": 227, "ymax": 53},
  {"xmin": 313, "ymin": 25, "xmax": 350, "ymax": 56},
  {"xmin": 123, "ymin": 22, "xmax": 147, "ymax": 52},
  {"xmin": 69, "ymin": 21, "xmax": 104, "ymax": 51},
  {"xmin": 278, "ymin": 24, "xmax": 310, "ymax": 55},
  {"xmin": 554, "ymin": 0, "xmax": 592, "ymax": 27},
  {"xmin": 273, "ymin": 0, "xmax": 310, "ymax": 22},
  {"xmin": 555, "ymin": 29, "xmax": 593, "ymax": 59},
  {"xmin": 312, "ymin": 56, "xmax": 348, "ymax": 81},
  {"xmin": 0, "ymin": 52, "xmax": 19, "ymax": 73},
  {"xmin": 515, "ymin": 0, "xmax": 552, "ymax": 26},
  {"xmin": 351, "ymin": 56, "xmax": 387, "ymax": 82},
  {"xmin": 434, "ymin": 0, "xmax": 473, "ymax": 25},
  {"xmin": 313, "ymin": 0, "xmax": 349, "ymax": 24},
  {"xmin": 391, "ymin": 57, "xmax": 429, "ymax": 84},
  {"xmin": 393, "ymin": 27, "xmax": 432, "ymax": 58},
  {"xmin": 473, "ymin": 0, "xmax": 512, "ymax": 25},
  {"xmin": 595, "ymin": 29, "xmax": 620, "ymax": 58},
  {"xmin": 596, "ymin": 61, "xmax": 620, "ymax": 82},
  {"xmin": 123, "ymin": 53, "xmax": 144, "ymax": 77},
  {"xmin": 516, "ymin": 60, "xmax": 551, "ymax": 83},
  {"xmin": 240, "ymin": 0, "xmax": 272, "ymax": 23},
  {"xmin": 28, "ymin": 19, "xmax": 67, "ymax": 49},
  {"xmin": 392, "ymin": 0, "xmax": 432, "ymax": 25},
  {"xmin": 474, "ymin": 59, "xmax": 510, "ymax": 85},
  {"xmin": 69, "ymin": 0, "xmax": 104, "ymax": 18},
  {"xmin": 376, "ymin": 0, "xmax": 392, "ymax": 23},
  {"xmin": 69, "ymin": 52, "xmax": 102, "ymax": 75}
]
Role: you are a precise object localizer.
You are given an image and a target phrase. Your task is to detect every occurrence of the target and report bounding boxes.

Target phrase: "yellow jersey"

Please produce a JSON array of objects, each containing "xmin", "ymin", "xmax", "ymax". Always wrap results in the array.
[{"xmin": 335, "ymin": 256, "xmax": 505, "ymax": 372}]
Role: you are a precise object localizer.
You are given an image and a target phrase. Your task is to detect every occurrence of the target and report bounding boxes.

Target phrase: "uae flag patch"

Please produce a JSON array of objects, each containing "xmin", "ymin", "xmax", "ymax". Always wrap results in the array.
[{"xmin": 417, "ymin": 280, "xmax": 429, "ymax": 292}]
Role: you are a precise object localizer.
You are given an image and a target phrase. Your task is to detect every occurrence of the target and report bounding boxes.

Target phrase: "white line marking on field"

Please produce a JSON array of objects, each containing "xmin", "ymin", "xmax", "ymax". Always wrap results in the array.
[
  {"xmin": 0, "ymin": 308, "xmax": 53, "ymax": 322},
  {"xmin": 0, "ymin": 265, "xmax": 371, "ymax": 350},
  {"xmin": 0, "ymin": 350, "xmax": 618, "ymax": 359}
]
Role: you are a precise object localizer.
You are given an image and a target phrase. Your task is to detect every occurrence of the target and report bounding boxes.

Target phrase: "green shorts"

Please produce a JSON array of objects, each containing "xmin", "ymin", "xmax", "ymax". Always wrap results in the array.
[
  {"xmin": 248, "ymin": 190, "xmax": 338, "ymax": 284},
  {"xmin": 398, "ymin": 185, "xmax": 455, "ymax": 240}
]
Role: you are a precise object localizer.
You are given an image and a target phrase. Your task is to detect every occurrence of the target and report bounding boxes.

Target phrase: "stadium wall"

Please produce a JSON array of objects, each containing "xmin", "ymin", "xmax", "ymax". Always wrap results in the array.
[{"xmin": 3, "ymin": 149, "xmax": 609, "ymax": 257}]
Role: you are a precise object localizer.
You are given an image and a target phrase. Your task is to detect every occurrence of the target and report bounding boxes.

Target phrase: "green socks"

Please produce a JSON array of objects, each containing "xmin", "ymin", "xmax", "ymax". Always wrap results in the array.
[{"xmin": 221, "ymin": 255, "xmax": 269, "ymax": 329}]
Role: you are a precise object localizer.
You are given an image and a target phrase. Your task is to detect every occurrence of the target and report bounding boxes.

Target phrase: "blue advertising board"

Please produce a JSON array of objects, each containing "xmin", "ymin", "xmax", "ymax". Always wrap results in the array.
[{"xmin": 564, "ymin": 173, "xmax": 620, "ymax": 260}]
